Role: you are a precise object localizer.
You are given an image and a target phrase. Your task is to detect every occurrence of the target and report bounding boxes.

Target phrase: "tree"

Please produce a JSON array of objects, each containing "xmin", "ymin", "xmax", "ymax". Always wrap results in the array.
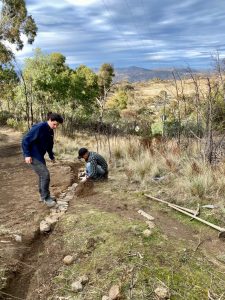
[
  {"xmin": 96, "ymin": 63, "xmax": 115, "ymax": 123},
  {"xmin": 70, "ymin": 65, "xmax": 99, "ymax": 114},
  {"xmin": 22, "ymin": 49, "xmax": 71, "ymax": 122},
  {"xmin": 0, "ymin": 64, "xmax": 18, "ymax": 111},
  {"xmin": 107, "ymin": 89, "xmax": 128, "ymax": 110},
  {"xmin": 0, "ymin": 0, "xmax": 37, "ymax": 63}
]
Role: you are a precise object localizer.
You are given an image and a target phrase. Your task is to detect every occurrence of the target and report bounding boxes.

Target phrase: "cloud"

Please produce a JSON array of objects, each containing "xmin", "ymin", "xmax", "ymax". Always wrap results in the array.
[
  {"xmin": 11, "ymin": 0, "xmax": 225, "ymax": 68},
  {"xmin": 64, "ymin": 0, "xmax": 99, "ymax": 6}
]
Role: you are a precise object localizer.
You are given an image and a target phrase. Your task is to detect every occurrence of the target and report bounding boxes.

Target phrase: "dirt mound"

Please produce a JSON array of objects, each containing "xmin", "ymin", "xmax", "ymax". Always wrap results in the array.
[{"xmin": 74, "ymin": 180, "xmax": 94, "ymax": 197}]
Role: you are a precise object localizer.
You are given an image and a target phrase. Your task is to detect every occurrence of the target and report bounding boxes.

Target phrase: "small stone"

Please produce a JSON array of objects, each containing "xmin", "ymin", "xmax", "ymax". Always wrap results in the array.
[
  {"xmin": 102, "ymin": 296, "xmax": 109, "ymax": 300},
  {"xmin": 71, "ymin": 183, "xmax": 78, "ymax": 191},
  {"xmin": 146, "ymin": 221, "xmax": 155, "ymax": 229},
  {"xmin": 57, "ymin": 200, "xmax": 69, "ymax": 205},
  {"xmin": 65, "ymin": 195, "xmax": 73, "ymax": 201},
  {"xmin": 108, "ymin": 285, "xmax": 121, "ymax": 300},
  {"xmin": 50, "ymin": 208, "xmax": 58, "ymax": 214},
  {"xmin": 71, "ymin": 281, "xmax": 83, "ymax": 292},
  {"xmin": 63, "ymin": 255, "xmax": 74, "ymax": 265},
  {"xmin": 154, "ymin": 286, "xmax": 170, "ymax": 299},
  {"xmin": 14, "ymin": 234, "xmax": 22, "ymax": 242},
  {"xmin": 60, "ymin": 197, "xmax": 70, "ymax": 203},
  {"xmin": 52, "ymin": 211, "xmax": 65, "ymax": 217},
  {"xmin": 40, "ymin": 220, "xmax": 51, "ymax": 232},
  {"xmin": 78, "ymin": 275, "xmax": 89, "ymax": 285},
  {"xmin": 143, "ymin": 229, "xmax": 152, "ymax": 237},
  {"xmin": 45, "ymin": 216, "xmax": 58, "ymax": 225},
  {"xmin": 58, "ymin": 206, "xmax": 68, "ymax": 212}
]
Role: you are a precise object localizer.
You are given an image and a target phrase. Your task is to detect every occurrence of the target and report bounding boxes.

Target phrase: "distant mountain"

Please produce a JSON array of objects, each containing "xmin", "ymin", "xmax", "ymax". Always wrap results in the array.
[{"xmin": 113, "ymin": 66, "xmax": 200, "ymax": 82}]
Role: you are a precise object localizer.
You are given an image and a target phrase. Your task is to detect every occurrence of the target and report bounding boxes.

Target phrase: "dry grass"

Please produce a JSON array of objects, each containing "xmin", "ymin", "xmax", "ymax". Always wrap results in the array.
[{"xmin": 55, "ymin": 131, "xmax": 225, "ymax": 213}]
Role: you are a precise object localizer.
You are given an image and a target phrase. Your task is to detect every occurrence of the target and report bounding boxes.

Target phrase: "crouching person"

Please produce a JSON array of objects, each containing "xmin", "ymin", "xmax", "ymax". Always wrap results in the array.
[{"xmin": 78, "ymin": 148, "xmax": 108, "ymax": 182}]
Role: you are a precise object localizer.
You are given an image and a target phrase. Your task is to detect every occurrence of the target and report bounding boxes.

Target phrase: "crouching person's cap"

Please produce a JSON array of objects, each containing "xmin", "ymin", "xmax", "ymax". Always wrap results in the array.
[{"xmin": 78, "ymin": 147, "xmax": 88, "ymax": 159}]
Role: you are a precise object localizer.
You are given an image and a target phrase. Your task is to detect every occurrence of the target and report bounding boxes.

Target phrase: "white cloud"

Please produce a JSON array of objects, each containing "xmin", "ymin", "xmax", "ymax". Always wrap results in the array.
[{"xmin": 64, "ymin": 0, "xmax": 99, "ymax": 7}]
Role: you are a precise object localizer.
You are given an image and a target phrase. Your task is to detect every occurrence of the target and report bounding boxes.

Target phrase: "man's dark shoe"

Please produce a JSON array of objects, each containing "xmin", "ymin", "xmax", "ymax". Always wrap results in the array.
[
  {"xmin": 44, "ymin": 197, "xmax": 56, "ymax": 208},
  {"xmin": 40, "ymin": 195, "xmax": 56, "ymax": 203}
]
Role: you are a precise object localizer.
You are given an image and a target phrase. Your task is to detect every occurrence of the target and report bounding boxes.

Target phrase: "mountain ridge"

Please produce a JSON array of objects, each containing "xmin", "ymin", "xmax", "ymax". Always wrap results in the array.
[{"xmin": 113, "ymin": 66, "xmax": 202, "ymax": 82}]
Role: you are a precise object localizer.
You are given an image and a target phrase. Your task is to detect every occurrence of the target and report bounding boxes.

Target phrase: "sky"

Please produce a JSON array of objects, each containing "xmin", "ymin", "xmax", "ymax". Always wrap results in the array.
[{"xmin": 13, "ymin": 0, "xmax": 225, "ymax": 69}]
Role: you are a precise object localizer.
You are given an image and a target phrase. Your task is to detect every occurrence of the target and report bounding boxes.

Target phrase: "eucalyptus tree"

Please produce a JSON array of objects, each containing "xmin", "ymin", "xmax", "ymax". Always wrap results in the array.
[
  {"xmin": 70, "ymin": 64, "xmax": 99, "ymax": 115},
  {"xmin": 0, "ymin": 0, "xmax": 37, "ymax": 64},
  {"xmin": 0, "ymin": 64, "xmax": 18, "ymax": 112},
  {"xmin": 20, "ymin": 49, "xmax": 71, "ymax": 124},
  {"xmin": 96, "ymin": 63, "xmax": 115, "ymax": 123}
]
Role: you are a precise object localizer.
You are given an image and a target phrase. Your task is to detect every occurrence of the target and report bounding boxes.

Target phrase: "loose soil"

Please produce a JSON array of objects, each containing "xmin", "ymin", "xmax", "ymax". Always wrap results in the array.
[
  {"xmin": 0, "ymin": 128, "xmax": 77, "ymax": 299},
  {"xmin": 0, "ymin": 127, "xmax": 225, "ymax": 299}
]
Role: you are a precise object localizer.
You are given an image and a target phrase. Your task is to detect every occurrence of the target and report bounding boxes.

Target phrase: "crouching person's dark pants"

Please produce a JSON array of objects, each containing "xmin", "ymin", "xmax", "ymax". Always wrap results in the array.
[{"xmin": 31, "ymin": 158, "xmax": 50, "ymax": 200}]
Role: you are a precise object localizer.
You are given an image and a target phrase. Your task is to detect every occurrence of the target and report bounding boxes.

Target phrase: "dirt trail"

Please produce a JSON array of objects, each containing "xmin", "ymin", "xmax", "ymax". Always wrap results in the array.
[{"xmin": 0, "ymin": 128, "xmax": 76, "ymax": 299}]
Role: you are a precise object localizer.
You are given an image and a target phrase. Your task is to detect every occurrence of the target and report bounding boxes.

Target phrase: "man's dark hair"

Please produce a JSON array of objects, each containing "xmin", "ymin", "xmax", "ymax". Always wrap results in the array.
[
  {"xmin": 47, "ymin": 112, "xmax": 63, "ymax": 124},
  {"xmin": 78, "ymin": 147, "xmax": 88, "ymax": 159}
]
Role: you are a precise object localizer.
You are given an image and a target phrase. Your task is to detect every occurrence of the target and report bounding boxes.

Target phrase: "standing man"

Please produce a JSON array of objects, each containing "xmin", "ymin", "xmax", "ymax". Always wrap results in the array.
[
  {"xmin": 77, "ymin": 147, "xmax": 108, "ymax": 182},
  {"xmin": 22, "ymin": 112, "xmax": 63, "ymax": 207}
]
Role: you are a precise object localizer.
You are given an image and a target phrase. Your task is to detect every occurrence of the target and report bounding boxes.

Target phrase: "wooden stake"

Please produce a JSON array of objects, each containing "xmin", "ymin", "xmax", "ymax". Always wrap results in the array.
[
  {"xmin": 169, "ymin": 204, "xmax": 225, "ymax": 238},
  {"xmin": 145, "ymin": 194, "xmax": 225, "ymax": 238}
]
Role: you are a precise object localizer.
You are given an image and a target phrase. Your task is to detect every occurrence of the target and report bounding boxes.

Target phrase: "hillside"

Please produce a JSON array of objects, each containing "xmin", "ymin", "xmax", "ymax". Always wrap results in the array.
[{"xmin": 113, "ymin": 66, "xmax": 202, "ymax": 82}]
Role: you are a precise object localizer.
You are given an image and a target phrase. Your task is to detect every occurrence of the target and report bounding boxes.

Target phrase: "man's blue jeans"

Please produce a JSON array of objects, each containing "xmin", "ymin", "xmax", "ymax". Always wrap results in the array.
[
  {"xmin": 86, "ymin": 162, "xmax": 106, "ymax": 179},
  {"xmin": 31, "ymin": 158, "xmax": 50, "ymax": 200}
]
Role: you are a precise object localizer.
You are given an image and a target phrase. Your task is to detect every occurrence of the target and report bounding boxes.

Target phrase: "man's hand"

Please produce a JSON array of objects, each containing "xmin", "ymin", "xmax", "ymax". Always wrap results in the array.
[
  {"xmin": 80, "ymin": 176, "xmax": 87, "ymax": 183},
  {"xmin": 25, "ymin": 157, "xmax": 32, "ymax": 164}
]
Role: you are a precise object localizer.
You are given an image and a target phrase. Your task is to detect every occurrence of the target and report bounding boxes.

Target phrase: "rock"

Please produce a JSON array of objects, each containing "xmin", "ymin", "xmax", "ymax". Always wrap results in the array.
[
  {"xmin": 45, "ymin": 216, "xmax": 58, "ymax": 225},
  {"xmin": 102, "ymin": 296, "xmax": 110, "ymax": 300},
  {"xmin": 14, "ymin": 234, "xmax": 22, "ymax": 242},
  {"xmin": 58, "ymin": 206, "xmax": 68, "ymax": 212},
  {"xmin": 146, "ymin": 221, "xmax": 155, "ymax": 229},
  {"xmin": 154, "ymin": 286, "xmax": 170, "ymax": 299},
  {"xmin": 50, "ymin": 211, "xmax": 65, "ymax": 218},
  {"xmin": 50, "ymin": 208, "xmax": 58, "ymax": 214},
  {"xmin": 57, "ymin": 200, "xmax": 69, "ymax": 205},
  {"xmin": 63, "ymin": 255, "xmax": 74, "ymax": 265},
  {"xmin": 71, "ymin": 183, "xmax": 78, "ymax": 191},
  {"xmin": 40, "ymin": 220, "xmax": 51, "ymax": 233},
  {"xmin": 71, "ymin": 281, "xmax": 83, "ymax": 292},
  {"xmin": 66, "ymin": 195, "xmax": 74, "ymax": 200},
  {"xmin": 78, "ymin": 274, "xmax": 89, "ymax": 285},
  {"xmin": 108, "ymin": 285, "xmax": 121, "ymax": 300},
  {"xmin": 143, "ymin": 229, "xmax": 152, "ymax": 237},
  {"xmin": 202, "ymin": 204, "xmax": 216, "ymax": 209}
]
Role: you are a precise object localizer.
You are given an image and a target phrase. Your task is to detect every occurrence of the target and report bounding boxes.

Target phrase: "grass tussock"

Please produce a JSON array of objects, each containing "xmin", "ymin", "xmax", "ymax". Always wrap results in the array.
[
  {"xmin": 49, "ymin": 133, "xmax": 225, "ymax": 299},
  {"xmin": 55, "ymin": 132, "xmax": 225, "ymax": 217}
]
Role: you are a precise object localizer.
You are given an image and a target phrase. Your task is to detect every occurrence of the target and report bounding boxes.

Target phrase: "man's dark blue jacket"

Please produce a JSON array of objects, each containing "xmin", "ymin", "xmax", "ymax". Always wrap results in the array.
[{"xmin": 22, "ymin": 122, "xmax": 54, "ymax": 164}]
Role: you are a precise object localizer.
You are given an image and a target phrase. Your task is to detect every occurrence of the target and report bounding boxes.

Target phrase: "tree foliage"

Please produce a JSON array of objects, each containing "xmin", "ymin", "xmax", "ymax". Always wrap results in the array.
[{"xmin": 0, "ymin": 0, "xmax": 37, "ymax": 63}]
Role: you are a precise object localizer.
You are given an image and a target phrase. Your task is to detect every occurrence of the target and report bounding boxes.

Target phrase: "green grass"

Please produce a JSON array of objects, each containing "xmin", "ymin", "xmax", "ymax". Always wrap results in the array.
[{"xmin": 50, "ymin": 208, "xmax": 225, "ymax": 300}]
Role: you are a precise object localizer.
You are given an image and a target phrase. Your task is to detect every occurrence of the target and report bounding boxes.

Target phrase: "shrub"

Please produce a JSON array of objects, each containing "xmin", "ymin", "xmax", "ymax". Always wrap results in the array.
[
  {"xmin": 6, "ymin": 118, "xmax": 26, "ymax": 131},
  {"xmin": 0, "ymin": 110, "xmax": 13, "ymax": 125}
]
